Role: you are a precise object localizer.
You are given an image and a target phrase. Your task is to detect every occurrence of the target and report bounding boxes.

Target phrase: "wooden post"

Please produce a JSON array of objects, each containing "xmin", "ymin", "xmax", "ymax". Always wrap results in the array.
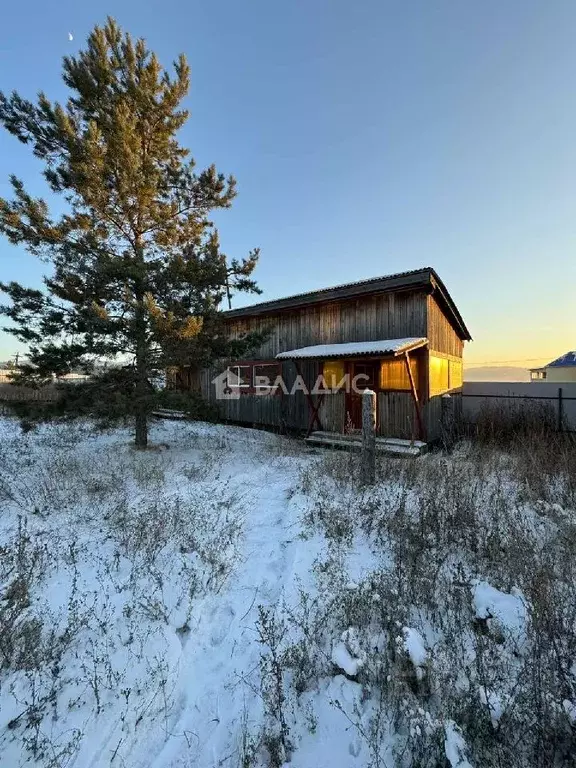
[
  {"xmin": 404, "ymin": 351, "xmax": 425, "ymax": 440},
  {"xmin": 558, "ymin": 387, "xmax": 563, "ymax": 433},
  {"xmin": 441, "ymin": 393, "xmax": 454, "ymax": 449},
  {"xmin": 361, "ymin": 388, "xmax": 376, "ymax": 485}
]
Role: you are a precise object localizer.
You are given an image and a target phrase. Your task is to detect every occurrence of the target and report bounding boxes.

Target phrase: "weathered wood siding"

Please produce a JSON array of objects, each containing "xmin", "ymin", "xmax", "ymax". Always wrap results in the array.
[
  {"xmin": 378, "ymin": 392, "xmax": 420, "ymax": 439},
  {"xmin": 227, "ymin": 290, "xmax": 429, "ymax": 358},
  {"xmin": 200, "ymin": 360, "xmax": 319, "ymax": 432},
  {"xmin": 319, "ymin": 392, "xmax": 345, "ymax": 433},
  {"xmin": 424, "ymin": 394, "xmax": 444, "ymax": 442},
  {"xmin": 427, "ymin": 294, "xmax": 463, "ymax": 358},
  {"xmin": 198, "ymin": 289, "xmax": 430, "ymax": 432},
  {"xmin": 425, "ymin": 294, "xmax": 465, "ymax": 441},
  {"xmin": 194, "ymin": 288, "xmax": 466, "ymax": 440},
  {"xmin": 317, "ymin": 391, "xmax": 420, "ymax": 439}
]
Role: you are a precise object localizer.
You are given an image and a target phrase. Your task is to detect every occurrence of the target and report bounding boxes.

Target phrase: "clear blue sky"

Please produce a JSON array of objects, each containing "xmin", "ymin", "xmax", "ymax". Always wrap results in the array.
[{"xmin": 1, "ymin": 0, "xmax": 575, "ymax": 366}]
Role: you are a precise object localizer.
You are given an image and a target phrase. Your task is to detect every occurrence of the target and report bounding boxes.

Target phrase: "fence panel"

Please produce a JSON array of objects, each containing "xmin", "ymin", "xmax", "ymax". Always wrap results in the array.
[
  {"xmin": 0, "ymin": 383, "xmax": 61, "ymax": 403},
  {"xmin": 462, "ymin": 381, "xmax": 576, "ymax": 433}
]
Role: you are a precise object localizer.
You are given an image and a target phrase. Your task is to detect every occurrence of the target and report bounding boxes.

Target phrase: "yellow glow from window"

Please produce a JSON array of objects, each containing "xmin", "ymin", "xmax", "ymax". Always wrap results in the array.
[
  {"xmin": 322, "ymin": 360, "xmax": 346, "ymax": 389},
  {"xmin": 380, "ymin": 358, "xmax": 418, "ymax": 391},
  {"xmin": 449, "ymin": 360, "xmax": 463, "ymax": 389},
  {"xmin": 430, "ymin": 356, "xmax": 449, "ymax": 396}
]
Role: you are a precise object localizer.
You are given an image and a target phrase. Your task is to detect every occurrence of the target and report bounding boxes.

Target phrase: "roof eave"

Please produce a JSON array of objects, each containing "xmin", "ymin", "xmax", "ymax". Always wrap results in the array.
[
  {"xmin": 276, "ymin": 338, "xmax": 428, "ymax": 361},
  {"xmin": 222, "ymin": 266, "xmax": 472, "ymax": 343},
  {"xmin": 429, "ymin": 269, "xmax": 472, "ymax": 342},
  {"xmin": 223, "ymin": 268, "xmax": 432, "ymax": 320}
]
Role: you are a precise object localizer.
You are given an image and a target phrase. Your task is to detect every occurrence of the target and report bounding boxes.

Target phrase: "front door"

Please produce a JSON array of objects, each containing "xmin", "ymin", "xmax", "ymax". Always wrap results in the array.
[{"xmin": 345, "ymin": 361, "xmax": 379, "ymax": 432}]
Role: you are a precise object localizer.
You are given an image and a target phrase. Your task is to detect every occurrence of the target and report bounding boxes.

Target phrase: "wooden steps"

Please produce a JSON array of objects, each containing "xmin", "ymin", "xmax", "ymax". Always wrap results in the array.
[
  {"xmin": 305, "ymin": 430, "xmax": 427, "ymax": 457},
  {"xmin": 152, "ymin": 408, "xmax": 188, "ymax": 420},
  {"xmin": 151, "ymin": 413, "xmax": 426, "ymax": 457}
]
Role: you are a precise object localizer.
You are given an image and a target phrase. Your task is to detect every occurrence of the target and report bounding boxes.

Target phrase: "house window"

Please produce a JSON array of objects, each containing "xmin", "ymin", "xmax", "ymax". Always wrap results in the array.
[
  {"xmin": 531, "ymin": 370, "xmax": 547, "ymax": 381},
  {"xmin": 448, "ymin": 359, "xmax": 463, "ymax": 389},
  {"xmin": 226, "ymin": 361, "xmax": 281, "ymax": 393},
  {"xmin": 429, "ymin": 356, "xmax": 449, "ymax": 396},
  {"xmin": 380, "ymin": 357, "xmax": 419, "ymax": 391},
  {"xmin": 227, "ymin": 364, "xmax": 252, "ymax": 389},
  {"xmin": 253, "ymin": 362, "xmax": 281, "ymax": 392},
  {"xmin": 322, "ymin": 360, "xmax": 346, "ymax": 390}
]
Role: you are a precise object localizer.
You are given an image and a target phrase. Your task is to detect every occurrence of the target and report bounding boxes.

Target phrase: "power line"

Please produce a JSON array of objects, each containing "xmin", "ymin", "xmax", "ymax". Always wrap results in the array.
[{"xmin": 465, "ymin": 356, "xmax": 553, "ymax": 367}]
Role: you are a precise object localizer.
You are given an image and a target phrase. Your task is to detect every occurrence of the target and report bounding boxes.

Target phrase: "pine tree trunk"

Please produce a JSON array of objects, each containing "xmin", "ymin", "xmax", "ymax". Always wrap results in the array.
[
  {"xmin": 134, "ymin": 267, "xmax": 148, "ymax": 449},
  {"xmin": 134, "ymin": 311, "xmax": 148, "ymax": 448},
  {"xmin": 134, "ymin": 312, "xmax": 148, "ymax": 447},
  {"xmin": 135, "ymin": 407, "xmax": 148, "ymax": 448}
]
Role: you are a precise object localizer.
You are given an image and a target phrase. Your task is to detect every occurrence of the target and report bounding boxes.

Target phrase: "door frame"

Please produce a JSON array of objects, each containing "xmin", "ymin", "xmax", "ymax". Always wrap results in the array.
[{"xmin": 344, "ymin": 359, "xmax": 379, "ymax": 433}]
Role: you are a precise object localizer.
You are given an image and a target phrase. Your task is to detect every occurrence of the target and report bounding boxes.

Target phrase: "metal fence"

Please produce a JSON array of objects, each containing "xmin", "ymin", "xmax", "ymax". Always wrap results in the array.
[{"xmin": 462, "ymin": 381, "xmax": 576, "ymax": 433}]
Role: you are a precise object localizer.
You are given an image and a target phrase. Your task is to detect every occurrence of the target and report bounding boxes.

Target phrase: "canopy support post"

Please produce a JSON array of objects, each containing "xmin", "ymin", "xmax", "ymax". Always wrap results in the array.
[{"xmin": 404, "ymin": 351, "xmax": 425, "ymax": 440}]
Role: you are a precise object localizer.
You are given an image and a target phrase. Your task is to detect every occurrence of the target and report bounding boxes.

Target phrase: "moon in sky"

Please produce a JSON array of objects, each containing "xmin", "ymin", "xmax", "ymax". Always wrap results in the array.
[{"xmin": 68, "ymin": 32, "xmax": 74, "ymax": 41}]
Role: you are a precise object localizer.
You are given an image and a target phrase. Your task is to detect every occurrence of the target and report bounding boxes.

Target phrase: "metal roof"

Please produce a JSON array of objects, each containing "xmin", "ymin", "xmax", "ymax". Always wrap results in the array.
[
  {"xmin": 223, "ymin": 267, "xmax": 471, "ymax": 341},
  {"xmin": 276, "ymin": 337, "xmax": 428, "ymax": 360},
  {"xmin": 547, "ymin": 351, "xmax": 576, "ymax": 368}
]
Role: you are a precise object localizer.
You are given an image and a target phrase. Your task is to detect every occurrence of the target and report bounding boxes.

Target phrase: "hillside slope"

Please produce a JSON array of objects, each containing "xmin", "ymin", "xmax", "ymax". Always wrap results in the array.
[{"xmin": 464, "ymin": 366, "xmax": 530, "ymax": 382}]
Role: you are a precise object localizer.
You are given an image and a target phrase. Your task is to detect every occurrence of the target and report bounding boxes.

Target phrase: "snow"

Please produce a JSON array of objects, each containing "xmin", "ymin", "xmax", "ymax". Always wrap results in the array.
[
  {"xmin": 276, "ymin": 337, "xmax": 427, "ymax": 360},
  {"xmin": 0, "ymin": 415, "xmax": 571, "ymax": 767},
  {"xmin": 548, "ymin": 350, "xmax": 576, "ymax": 367},
  {"xmin": 331, "ymin": 642, "xmax": 362, "ymax": 676},
  {"xmin": 472, "ymin": 580, "xmax": 527, "ymax": 637},
  {"xmin": 479, "ymin": 687, "xmax": 505, "ymax": 727},
  {"xmin": 402, "ymin": 627, "xmax": 428, "ymax": 680},
  {"xmin": 0, "ymin": 419, "xmax": 312, "ymax": 768},
  {"xmin": 331, "ymin": 628, "xmax": 367, "ymax": 677},
  {"xmin": 563, "ymin": 699, "xmax": 576, "ymax": 723},
  {"xmin": 444, "ymin": 720, "xmax": 473, "ymax": 768}
]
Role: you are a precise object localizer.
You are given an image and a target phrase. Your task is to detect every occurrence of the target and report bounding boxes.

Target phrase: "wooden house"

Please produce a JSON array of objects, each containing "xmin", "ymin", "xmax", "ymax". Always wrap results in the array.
[{"xmin": 175, "ymin": 267, "xmax": 471, "ymax": 449}]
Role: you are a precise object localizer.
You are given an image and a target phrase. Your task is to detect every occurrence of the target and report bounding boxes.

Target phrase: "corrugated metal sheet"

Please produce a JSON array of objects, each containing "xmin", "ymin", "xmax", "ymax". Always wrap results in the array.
[{"xmin": 276, "ymin": 337, "xmax": 428, "ymax": 360}]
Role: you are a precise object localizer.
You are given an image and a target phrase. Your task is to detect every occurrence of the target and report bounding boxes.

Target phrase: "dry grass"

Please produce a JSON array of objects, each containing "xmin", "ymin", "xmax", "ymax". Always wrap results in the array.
[
  {"xmin": 264, "ymin": 429, "xmax": 576, "ymax": 767},
  {"xmin": 0, "ymin": 419, "xmax": 248, "ymax": 767}
]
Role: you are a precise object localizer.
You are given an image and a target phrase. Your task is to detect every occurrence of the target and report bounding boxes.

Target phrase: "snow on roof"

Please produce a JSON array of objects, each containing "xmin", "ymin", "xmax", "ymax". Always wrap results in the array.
[
  {"xmin": 276, "ymin": 337, "xmax": 427, "ymax": 360},
  {"xmin": 548, "ymin": 350, "xmax": 576, "ymax": 368}
]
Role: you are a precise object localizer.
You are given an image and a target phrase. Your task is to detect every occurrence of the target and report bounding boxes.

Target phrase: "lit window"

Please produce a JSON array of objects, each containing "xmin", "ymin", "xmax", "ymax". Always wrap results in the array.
[
  {"xmin": 323, "ymin": 360, "xmax": 346, "ymax": 390},
  {"xmin": 380, "ymin": 357, "xmax": 418, "ymax": 391},
  {"xmin": 429, "ymin": 356, "xmax": 449, "ymax": 396},
  {"xmin": 448, "ymin": 360, "xmax": 463, "ymax": 389}
]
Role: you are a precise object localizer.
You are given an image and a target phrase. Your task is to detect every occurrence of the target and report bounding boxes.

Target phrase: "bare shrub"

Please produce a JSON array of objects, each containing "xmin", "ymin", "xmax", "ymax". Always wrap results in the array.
[
  {"xmin": 464, "ymin": 399, "xmax": 558, "ymax": 446},
  {"xmin": 0, "ymin": 418, "xmax": 249, "ymax": 768},
  {"xmin": 288, "ymin": 431, "xmax": 576, "ymax": 767},
  {"xmin": 255, "ymin": 606, "xmax": 292, "ymax": 766},
  {"xmin": 0, "ymin": 518, "xmax": 50, "ymax": 671},
  {"xmin": 454, "ymin": 399, "xmax": 576, "ymax": 509}
]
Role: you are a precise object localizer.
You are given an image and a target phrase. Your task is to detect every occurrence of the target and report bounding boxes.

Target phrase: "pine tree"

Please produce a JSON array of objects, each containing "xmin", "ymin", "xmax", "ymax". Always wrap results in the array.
[{"xmin": 0, "ymin": 18, "xmax": 262, "ymax": 447}]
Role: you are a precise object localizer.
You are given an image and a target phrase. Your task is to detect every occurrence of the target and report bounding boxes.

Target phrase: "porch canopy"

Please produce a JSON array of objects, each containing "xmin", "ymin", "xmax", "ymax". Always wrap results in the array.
[
  {"xmin": 276, "ymin": 336, "xmax": 427, "ymax": 360},
  {"xmin": 276, "ymin": 337, "xmax": 428, "ymax": 438}
]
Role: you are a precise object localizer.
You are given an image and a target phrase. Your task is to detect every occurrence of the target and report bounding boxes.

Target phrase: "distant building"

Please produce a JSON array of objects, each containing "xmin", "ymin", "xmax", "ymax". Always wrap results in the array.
[{"xmin": 530, "ymin": 351, "xmax": 576, "ymax": 382}]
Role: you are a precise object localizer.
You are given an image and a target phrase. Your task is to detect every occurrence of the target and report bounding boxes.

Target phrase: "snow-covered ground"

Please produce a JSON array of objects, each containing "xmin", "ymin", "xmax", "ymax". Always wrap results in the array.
[{"xmin": 0, "ymin": 418, "xmax": 575, "ymax": 767}]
